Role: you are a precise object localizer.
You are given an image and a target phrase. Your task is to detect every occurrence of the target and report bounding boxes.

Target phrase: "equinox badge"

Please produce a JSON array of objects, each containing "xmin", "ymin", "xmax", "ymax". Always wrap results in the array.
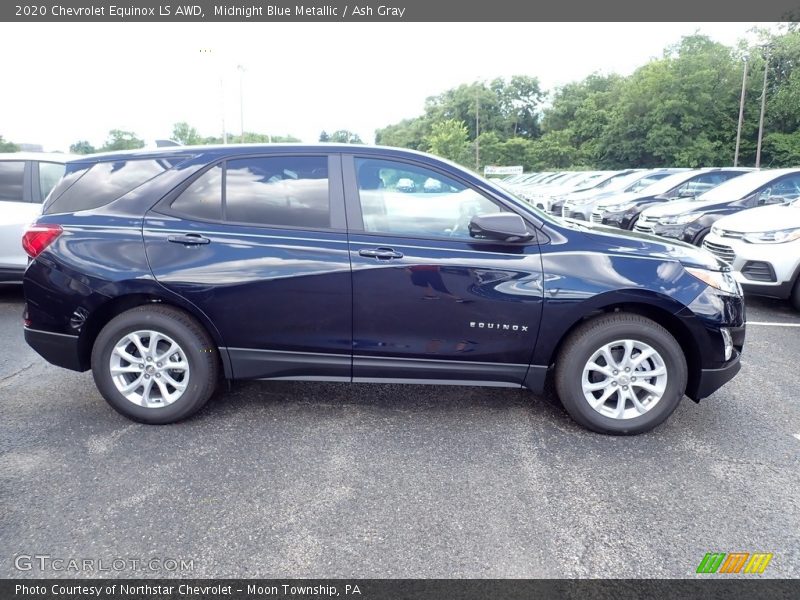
[{"xmin": 470, "ymin": 322, "xmax": 529, "ymax": 332}]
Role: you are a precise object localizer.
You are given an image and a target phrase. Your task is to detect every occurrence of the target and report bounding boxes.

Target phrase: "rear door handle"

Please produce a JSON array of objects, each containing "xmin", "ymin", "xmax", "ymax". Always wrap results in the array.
[
  {"xmin": 358, "ymin": 247, "xmax": 403, "ymax": 260},
  {"xmin": 168, "ymin": 234, "xmax": 210, "ymax": 245}
]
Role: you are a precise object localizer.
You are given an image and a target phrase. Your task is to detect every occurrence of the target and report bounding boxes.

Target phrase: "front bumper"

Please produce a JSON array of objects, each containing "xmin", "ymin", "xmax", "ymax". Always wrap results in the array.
[
  {"xmin": 601, "ymin": 209, "xmax": 637, "ymax": 229},
  {"xmin": 24, "ymin": 327, "xmax": 86, "ymax": 372},
  {"xmin": 651, "ymin": 223, "xmax": 692, "ymax": 242},
  {"xmin": 692, "ymin": 352, "xmax": 742, "ymax": 400}
]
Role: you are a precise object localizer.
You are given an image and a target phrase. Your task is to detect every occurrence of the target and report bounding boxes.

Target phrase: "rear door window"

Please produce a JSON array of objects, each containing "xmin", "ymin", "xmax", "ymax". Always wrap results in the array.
[
  {"xmin": 225, "ymin": 156, "xmax": 330, "ymax": 228},
  {"xmin": 0, "ymin": 161, "xmax": 26, "ymax": 202},
  {"xmin": 170, "ymin": 165, "xmax": 222, "ymax": 221}
]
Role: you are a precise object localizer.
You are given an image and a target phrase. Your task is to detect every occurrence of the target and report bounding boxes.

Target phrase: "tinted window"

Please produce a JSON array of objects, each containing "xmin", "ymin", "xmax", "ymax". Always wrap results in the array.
[
  {"xmin": 45, "ymin": 157, "xmax": 183, "ymax": 214},
  {"xmin": 0, "ymin": 161, "xmax": 25, "ymax": 202},
  {"xmin": 171, "ymin": 165, "xmax": 222, "ymax": 220},
  {"xmin": 754, "ymin": 175, "xmax": 800, "ymax": 205},
  {"xmin": 37, "ymin": 162, "xmax": 66, "ymax": 202},
  {"xmin": 355, "ymin": 158, "xmax": 502, "ymax": 240},
  {"xmin": 225, "ymin": 156, "xmax": 330, "ymax": 228}
]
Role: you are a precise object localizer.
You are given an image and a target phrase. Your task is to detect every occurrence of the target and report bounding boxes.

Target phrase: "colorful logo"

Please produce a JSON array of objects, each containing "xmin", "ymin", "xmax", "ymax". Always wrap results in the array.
[{"xmin": 697, "ymin": 552, "xmax": 773, "ymax": 574}]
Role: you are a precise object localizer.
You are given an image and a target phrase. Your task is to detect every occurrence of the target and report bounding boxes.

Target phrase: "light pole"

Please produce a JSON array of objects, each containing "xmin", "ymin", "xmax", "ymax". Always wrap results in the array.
[
  {"xmin": 734, "ymin": 55, "xmax": 748, "ymax": 167},
  {"xmin": 755, "ymin": 47, "xmax": 771, "ymax": 168},
  {"xmin": 237, "ymin": 64, "xmax": 246, "ymax": 143},
  {"xmin": 475, "ymin": 93, "xmax": 480, "ymax": 171}
]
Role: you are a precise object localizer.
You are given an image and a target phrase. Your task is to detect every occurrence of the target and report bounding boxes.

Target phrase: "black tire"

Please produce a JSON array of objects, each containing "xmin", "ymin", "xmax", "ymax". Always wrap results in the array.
[
  {"xmin": 554, "ymin": 313, "xmax": 687, "ymax": 435},
  {"xmin": 627, "ymin": 215, "xmax": 639, "ymax": 231},
  {"xmin": 693, "ymin": 229, "xmax": 709, "ymax": 247},
  {"xmin": 91, "ymin": 304, "xmax": 219, "ymax": 424}
]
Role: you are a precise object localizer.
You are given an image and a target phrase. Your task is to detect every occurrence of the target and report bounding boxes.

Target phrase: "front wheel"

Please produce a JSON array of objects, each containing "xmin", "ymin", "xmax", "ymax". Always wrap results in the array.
[
  {"xmin": 555, "ymin": 313, "xmax": 687, "ymax": 435},
  {"xmin": 91, "ymin": 305, "xmax": 219, "ymax": 424}
]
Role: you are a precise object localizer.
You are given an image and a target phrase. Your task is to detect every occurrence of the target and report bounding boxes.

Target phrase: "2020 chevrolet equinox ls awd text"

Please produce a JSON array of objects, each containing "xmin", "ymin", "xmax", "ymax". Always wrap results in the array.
[{"xmin": 22, "ymin": 145, "xmax": 745, "ymax": 434}]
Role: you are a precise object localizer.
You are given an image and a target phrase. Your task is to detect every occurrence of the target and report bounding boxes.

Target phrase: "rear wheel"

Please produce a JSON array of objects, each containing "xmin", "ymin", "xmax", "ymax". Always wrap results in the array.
[
  {"xmin": 91, "ymin": 305, "xmax": 219, "ymax": 423},
  {"xmin": 555, "ymin": 313, "xmax": 687, "ymax": 435}
]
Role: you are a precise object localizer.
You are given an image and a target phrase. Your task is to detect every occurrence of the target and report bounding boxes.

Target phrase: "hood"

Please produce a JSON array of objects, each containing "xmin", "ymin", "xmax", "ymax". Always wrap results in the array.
[
  {"xmin": 640, "ymin": 198, "xmax": 731, "ymax": 219},
  {"xmin": 595, "ymin": 191, "xmax": 640, "ymax": 209},
  {"xmin": 561, "ymin": 218, "xmax": 722, "ymax": 270},
  {"xmin": 713, "ymin": 203, "xmax": 800, "ymax": 233}
]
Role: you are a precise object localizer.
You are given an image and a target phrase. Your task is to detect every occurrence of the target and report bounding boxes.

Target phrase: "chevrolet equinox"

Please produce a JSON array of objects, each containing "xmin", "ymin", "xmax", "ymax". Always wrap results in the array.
[{"xmin": 22, "ymin": 145, "xmax": 745, "ymax": 434}]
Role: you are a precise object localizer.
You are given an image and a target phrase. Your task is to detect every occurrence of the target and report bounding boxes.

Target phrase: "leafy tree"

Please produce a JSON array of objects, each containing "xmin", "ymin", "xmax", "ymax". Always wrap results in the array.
[
  {"xmin": 172, "ymin": 122, "xmax": 203, "ymax": 145},
  {"xmin": 328, "ymin": 130, "xmax": 363, "ymax": 144},
  {"xmin": 0, "ymin": 135, "xmax": 19, "ymax": 153},
  {"xmin": 69, "ymin": 140, "xmax": 96, "ymax": 154},
  {"xmin": 100, "ymin": 129, "xmax": 145, "ymax": 152},
  {"xmin": 239, "ymin": 132, "xmax": 301, "ymax": 143},
  {"xmin": 375, "ymin": 117, "xmax": 430, "ymax": 150},
  {"xmin": 319, "ymin": 130, "xmax": 330, "ymax": 142},
  {"xmin": 425, "ymin": 119, "xmax": 471, "ymax": 165}
]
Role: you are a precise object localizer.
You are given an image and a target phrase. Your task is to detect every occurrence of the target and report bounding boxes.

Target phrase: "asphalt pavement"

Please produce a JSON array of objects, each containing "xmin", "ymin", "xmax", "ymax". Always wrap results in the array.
[{"xmin": 1, "ymin": 285, "xmax": 798, "ymax": 578}]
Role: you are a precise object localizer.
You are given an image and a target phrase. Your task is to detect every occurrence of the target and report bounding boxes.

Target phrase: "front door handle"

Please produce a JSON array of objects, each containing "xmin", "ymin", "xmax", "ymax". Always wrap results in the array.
[
  {"xmin": 168, "ymin": 234, "xmax": 210, "ymax": 245},
  {"xmin": 358, "ymin": 247, "xmax": 403, "ymax": 260}
]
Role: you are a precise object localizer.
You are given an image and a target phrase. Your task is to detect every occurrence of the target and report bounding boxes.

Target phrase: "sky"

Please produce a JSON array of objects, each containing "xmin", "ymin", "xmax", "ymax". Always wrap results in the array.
[{"xmin": 0, "ymin": 22, "xmax": 781, "ymax": 152}]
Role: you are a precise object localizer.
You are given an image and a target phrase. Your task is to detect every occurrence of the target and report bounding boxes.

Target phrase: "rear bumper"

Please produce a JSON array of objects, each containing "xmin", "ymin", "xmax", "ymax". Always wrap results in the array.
[
  {"xmin": 24, "ymin": 327, "xmax": 86, "ymax": 372},
  {"xmin": 0, "ymin": 267, "xmax": 25, "ymax": 283},
  {"xmin": 691, "ymin": 352, "xmax": 742, "ymax": 401}
]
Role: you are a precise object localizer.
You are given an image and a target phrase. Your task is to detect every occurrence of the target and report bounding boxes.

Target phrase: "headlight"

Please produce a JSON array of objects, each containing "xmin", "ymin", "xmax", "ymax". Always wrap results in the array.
[
  {"xmin": 742, "ymin": 227, "xmax": 800, "ymax": 244},
  {"xmin": 685, "ymin": 266, "xmax": 741, "ymax": 296},
  {"xmin": 659, "ymin": 213, "xmax": 700, "ymax": 226}
]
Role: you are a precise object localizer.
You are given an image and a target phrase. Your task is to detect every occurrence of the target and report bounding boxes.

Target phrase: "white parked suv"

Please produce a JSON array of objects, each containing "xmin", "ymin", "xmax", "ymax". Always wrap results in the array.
[
  {"xmin": 0, "ymin": 152, "xmax": 74, "ymax": 282},
  {"xmin": 703, "ymin": 199, "xmax": 800, "ymax": 310}
]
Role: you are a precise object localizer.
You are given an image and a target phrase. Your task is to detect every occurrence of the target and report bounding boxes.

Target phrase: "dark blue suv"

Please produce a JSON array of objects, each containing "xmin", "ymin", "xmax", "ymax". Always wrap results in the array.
[{"xmin": 22, "ymin": 145, "xmax": 745, "ymax": 434}]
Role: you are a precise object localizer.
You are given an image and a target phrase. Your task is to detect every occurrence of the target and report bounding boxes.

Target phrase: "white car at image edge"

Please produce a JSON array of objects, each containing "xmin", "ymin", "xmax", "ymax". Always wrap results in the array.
[
  {"xmin": 703, "ymin": 199, "xmax": 800, "ymax": 310},
  {"xmin": 0, "ymin": 152, "xmax": 75, "ymax": 282}
]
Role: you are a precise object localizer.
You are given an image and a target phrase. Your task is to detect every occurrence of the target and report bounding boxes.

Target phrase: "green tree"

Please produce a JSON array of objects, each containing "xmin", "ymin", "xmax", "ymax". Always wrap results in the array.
[
  {"xmin": 100, "ymin": 129, "xmax": 145, "ymax": 152},
  {"xmin": 172, "ymin": 122, "xmax": 203, "ymax": 145},
  {"xmin": 240, "ymin": 132, "xmax": 301, "ymax": 143},
  {"xmin": 0, "ymin": 135, "xmax": 19, "ymax": 153},
  {"xmin": 328, "ymin": 130, "xmax": 363, "ymax": 144},
  {"xmin": 425, "ymin": 119, "xmax": 471, "ymax": 165},
  {"xmin": 69, "ymin": 140, "xmax": 96, "ymax": 154},
  {"xmin": 319, "ymin": 130, "xmax": 330, "ymax": 142},
  {"xmin": 375, "ymin": 117, "xmax": 429, "ymax": 150}
]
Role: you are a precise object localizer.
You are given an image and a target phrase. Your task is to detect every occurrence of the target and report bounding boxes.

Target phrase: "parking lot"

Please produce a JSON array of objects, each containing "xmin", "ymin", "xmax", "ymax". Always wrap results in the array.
[{"xmin": 1, "ymin": 284, "xmax": 798, "ymax": 579}]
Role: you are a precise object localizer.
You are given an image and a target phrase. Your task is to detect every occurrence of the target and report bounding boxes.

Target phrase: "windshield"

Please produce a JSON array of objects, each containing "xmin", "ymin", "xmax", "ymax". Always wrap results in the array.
[
  {"xmin": 590, "ymin": 171, "xmax": 632, "ymax": 190},
  {"xmin": 597, "ymin": 171, "xmax": 646, "ymax": 192},
  {"xmin": 626, "ymin": 172, "xmax": 671, "ymax": 192},
  {"xmin": 638, "ymin": 171, "xmax": 706, "ymax": 196},
  {"xmin": 567, "ymin": 172, "xmax": 603, "ymax": 188},
  {"xmin": 695, "ymin": 170, "xmax": 780, "ymax": 201}
]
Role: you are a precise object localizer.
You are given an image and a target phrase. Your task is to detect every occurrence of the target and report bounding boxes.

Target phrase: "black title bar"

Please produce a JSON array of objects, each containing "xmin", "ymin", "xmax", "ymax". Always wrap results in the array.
[
  {"xmin": 2, "ymin": 0, "xmax": 800, "ymax": 21},
  {"xmin": 3, "ymin": 579, "xmax": 800, "ymax": 600}
]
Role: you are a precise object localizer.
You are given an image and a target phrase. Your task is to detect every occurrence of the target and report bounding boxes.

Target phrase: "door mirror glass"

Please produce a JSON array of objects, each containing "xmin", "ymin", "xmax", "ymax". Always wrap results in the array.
[{"xmin": 468, "ymin": 213, "xmax": 533, "ymax": 243}]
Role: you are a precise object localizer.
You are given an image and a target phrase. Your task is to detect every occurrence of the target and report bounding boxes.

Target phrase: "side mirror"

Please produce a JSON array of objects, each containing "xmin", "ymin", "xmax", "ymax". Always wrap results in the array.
[
  {"xmin": 469, "ymin": 213, "xmax": 533, "ymax": 243},
  {"xmin": 654, "ymin": 194, "xmax": 671, "ymax": 201},
  {"xmin": 677, "ymin": 189, "xmax": 695, "ymax": 198},
  {"xmin": 764, "ymin": 195, "xmax": 786, "ymax": 206}
]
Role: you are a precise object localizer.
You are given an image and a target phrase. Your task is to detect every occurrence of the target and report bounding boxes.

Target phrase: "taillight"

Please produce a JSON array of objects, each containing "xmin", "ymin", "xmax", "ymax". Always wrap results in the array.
[{"xmin": 22, "ymin": 223, "xmax": 63, "ymax": 258}]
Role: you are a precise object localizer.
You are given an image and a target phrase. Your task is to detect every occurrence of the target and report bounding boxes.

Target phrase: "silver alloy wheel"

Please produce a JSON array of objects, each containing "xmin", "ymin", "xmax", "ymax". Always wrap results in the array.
[
  {"xmin": 581, "ymin": 339, "xmax": 668, "ymax": 420},
  {"xmin": 109, "ymin": 330, "xmax": 190, "ymax": 408}
]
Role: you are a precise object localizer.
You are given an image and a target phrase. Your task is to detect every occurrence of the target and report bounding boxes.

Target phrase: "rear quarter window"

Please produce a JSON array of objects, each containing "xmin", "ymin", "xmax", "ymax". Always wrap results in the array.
[
  {"xmin": 44, "ymin": 157, "xmax": 188, "ymax": 215},
  {"xmin": 0, "ymin": 161, "xmax": 26, "ymax": 202}
]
